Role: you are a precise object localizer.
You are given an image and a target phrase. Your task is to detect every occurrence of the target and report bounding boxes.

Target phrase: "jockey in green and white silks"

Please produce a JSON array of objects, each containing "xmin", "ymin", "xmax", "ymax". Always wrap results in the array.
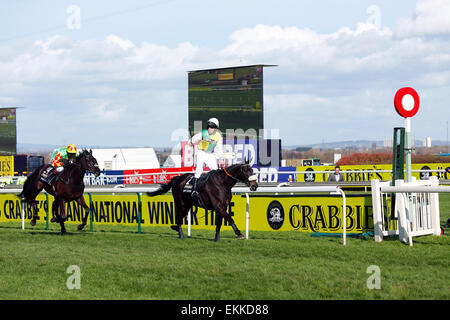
[{"xmin": 188, "ymin": 117, "xmax": 225, "ymax": 196}]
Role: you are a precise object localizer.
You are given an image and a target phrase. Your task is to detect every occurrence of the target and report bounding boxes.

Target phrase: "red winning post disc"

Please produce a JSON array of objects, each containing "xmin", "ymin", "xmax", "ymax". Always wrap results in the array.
[{"xmin": 394, "ymin": 87, "xmax": 420, "ymax": 118}]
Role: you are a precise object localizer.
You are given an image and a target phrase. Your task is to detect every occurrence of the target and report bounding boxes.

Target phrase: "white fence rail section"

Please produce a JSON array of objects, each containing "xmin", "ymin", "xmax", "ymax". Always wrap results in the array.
[
  {"xmin": 0, "ymin": 186, "xmax": 347, "ymax": 245},
  {"xmin": 371, "ymin": 177, "xmax": 447, "ymax": 246},
  {"xmin": 1, "ymin": 168, "xmax": 447, "ymax": 187}
]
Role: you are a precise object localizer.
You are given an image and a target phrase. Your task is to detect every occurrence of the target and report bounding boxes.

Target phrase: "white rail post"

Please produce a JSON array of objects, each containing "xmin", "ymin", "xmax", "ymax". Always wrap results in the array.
[
  {"xmin": 371, "ymin": 179, "xmax": 383, "ymax": 242},
  {"xmin": 336, "ymin": 188, "xmax": 347, "ymax": 246},
  {"xmin": 187, "ymin": 209, "xmax": 191, "ymax": 237},
  {"xmin": 245, "ymin": 193, "xmax": 250, "ymax": 240},
  {"xmin": 429, "ymin": 176, "xmax": 441, "ymax": 236},
  {"xmin": 394, "ymin": 179, "xmax": 410, "ymax": 245},
  {"xmin": 21, "ymin": 199, "xmax": 25, "ymax": 230}
]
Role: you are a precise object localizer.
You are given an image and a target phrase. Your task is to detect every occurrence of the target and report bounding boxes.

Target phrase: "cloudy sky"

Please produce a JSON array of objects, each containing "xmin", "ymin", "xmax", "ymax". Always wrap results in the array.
[{"xmin": 1, "ymin": 0, "xmax": 449, "ymax": 148}]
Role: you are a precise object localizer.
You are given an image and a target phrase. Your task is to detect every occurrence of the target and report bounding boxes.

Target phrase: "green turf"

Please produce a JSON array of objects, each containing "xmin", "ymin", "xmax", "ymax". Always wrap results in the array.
[{"xmin": 0, "ymin": 195, "xmax": 449, "ymax": 300}]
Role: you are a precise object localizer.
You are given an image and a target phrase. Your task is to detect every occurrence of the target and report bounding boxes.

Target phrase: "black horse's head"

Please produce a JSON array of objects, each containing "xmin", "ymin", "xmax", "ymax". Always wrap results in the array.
[
  {"xmin": 78, "ymin": 149, "xmax": 101, "ymax": 177},
  {"xmin": 236, "ymin": 159, "xmax": 258, "ymax": 191}
]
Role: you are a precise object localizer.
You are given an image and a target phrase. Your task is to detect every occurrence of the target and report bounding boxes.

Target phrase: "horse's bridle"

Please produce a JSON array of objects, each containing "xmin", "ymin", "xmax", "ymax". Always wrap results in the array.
[
  {"xmin": 79, "ymin": 153, "xmax": 100, "ymax": 176},
  {"xmin": 223, "ymin": 166, "xmax": 257, "ymax": 186}
]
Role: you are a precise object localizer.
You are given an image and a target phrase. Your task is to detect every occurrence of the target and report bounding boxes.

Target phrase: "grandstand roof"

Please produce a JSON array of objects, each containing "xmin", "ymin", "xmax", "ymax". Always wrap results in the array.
[
  {"xmin": 162, "ymin": 154, "xmax": 181, "ymax": 168},
  {"xmin": 187, "ymin": 64, "xmax": 277, "ymax": 73},
  {"xmin": 91, "ymin": 148, "xmax": 160, "ymax": 171}
]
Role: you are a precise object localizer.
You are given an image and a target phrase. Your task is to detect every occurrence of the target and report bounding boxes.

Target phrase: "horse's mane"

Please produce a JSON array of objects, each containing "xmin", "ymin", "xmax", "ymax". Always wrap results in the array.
[{"xmin": 220, "ymin": 162, "xmax": 249, "ymax": 172}]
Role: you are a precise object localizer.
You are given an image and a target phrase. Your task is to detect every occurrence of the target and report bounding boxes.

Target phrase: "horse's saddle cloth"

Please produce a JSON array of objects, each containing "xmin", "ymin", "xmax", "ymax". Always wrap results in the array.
[{"xmin": 183, "ymin": 171, "xmax": 214, "ymax": 194}]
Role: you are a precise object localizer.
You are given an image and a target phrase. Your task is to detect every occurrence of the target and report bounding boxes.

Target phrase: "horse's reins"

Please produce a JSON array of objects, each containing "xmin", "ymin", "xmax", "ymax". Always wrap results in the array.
[
  {"xmin": 59, "ymin": 155, "xmax": 95, "ymax": 187},
  {"xmin": 223, "ymin": 166, "xmax": 257, "ymax": 185}
]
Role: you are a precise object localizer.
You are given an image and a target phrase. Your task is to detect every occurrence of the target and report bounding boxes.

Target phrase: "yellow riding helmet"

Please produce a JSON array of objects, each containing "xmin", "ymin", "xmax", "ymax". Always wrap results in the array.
[{"xmin": 67, "ymin": 144, "xmax": 77, "ymax": 154}]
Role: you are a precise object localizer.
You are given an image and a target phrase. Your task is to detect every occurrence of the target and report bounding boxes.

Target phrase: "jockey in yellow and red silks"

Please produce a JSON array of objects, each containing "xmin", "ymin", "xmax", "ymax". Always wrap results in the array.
[{"xmin": 40, "ymin": 144, "xmax": 78, "ymax": 185}]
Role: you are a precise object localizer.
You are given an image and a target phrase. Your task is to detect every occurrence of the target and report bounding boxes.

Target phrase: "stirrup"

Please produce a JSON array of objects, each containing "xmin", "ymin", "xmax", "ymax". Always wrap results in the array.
[
  {"xmin": 40, "ymin": 175, "xmax": 50, "ymax": 184},
  {"xmin": 191, "ymin": 190, "xmax": 199, "ymax": 198}
]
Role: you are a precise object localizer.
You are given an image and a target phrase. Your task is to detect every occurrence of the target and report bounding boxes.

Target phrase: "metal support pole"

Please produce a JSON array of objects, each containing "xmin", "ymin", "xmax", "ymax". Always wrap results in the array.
[
  {"xmin": 137, "ymin": 192, "xmax": 142, "ymax": 234},
  {"xmin": 45, "ymin": 193, "xmax": 49, "ymax": 231},
  {"xmin": 405, "ymin": 117, "xmax": 412, "ymax": 183},
  {"xmin": 21, "ymin": 199, "xmax": 25, "ymax": 231},
  {"xmin": 88, "ymin": 193, "xmax": 94, "ymax": 232},
  {"xmin": 245, "ymin": 193, "xmax": 250, "ymax": 240},
  {"xmin": 404, "ymin": 117, "xmax": 414, "ymax": 225},
  {"xmin": 187, "ymin": 209, "xmax": 191, "ymax": 237},
  {"xmin": 337, "ymin": 189, "xmax": 347, "ymax": 246}
]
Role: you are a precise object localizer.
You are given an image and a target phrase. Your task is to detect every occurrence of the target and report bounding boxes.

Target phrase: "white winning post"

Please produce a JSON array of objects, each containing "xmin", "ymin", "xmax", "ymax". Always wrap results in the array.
[{"xmin": 372, "ymin": 177, "xmax": 445, "ymax": 246}]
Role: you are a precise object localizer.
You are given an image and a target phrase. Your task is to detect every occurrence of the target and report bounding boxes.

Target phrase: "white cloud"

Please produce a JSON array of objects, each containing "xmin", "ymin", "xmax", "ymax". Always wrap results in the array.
[
  {"xmin": 396, "ymin": 0, "xmax": 450, "ymax": 37},
  {"xmin": 87, "ymin": 101, "xmax": 125, "ymax": 123},
  {"xmin": 105, "ymin": 34, "xmax": 134, "ymax": 51},
  {"xmin": 3, "ymin": 1, "xmax": 450, "ymax": 146}
]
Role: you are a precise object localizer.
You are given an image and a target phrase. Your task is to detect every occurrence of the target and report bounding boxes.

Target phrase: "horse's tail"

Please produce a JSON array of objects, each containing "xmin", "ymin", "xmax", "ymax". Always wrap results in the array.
[
  {"xmin": 18, "ymin": 177, "xmax": 31, "ymax": 200},
  {"xmin": 146, "ymin": 175, "xmax": 181, "ymax": 197},
  {"xmin": 18, "ymin": 165, "xmax": 45, "ymax": 201}
]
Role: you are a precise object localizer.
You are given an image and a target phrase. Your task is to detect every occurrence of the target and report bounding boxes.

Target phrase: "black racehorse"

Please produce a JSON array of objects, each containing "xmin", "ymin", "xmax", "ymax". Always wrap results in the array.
[
  {"xmin": 19, "ymin": 149, "xmax": 101, "ymax": 234},
  {"xmin": 147, "ymin": 161, "xmax": 258, "ymax": 241}
]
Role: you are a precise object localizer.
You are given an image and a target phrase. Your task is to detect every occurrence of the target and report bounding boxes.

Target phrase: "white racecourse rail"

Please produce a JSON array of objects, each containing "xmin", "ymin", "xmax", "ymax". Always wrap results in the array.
[
  {"xmin": 371, "ymin": 176, "xmax": 449, "ymax": 246},
  {"xmin": 0, "ymin": 186, "xmax": 348, "ymax": 245},
  {"xmin": 82, "ymin": 168, "xmax": 448, "ymax": 184}
]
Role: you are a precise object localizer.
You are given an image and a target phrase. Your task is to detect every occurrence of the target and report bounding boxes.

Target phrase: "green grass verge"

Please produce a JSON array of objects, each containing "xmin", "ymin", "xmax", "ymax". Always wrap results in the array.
[{"xmin": 0, "ymin": 195, "xmax": 449, "ymax": 300}]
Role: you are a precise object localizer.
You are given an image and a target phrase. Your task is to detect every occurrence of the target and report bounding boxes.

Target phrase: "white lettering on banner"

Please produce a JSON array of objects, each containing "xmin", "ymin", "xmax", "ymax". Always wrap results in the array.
[
  {"xmin": 235, "ymin": 144, "xmax": 243, "ymax": 161},
  {"xmin": 154, "ymin": 170, "xmax": 168, "ymax": 184},
  {"xmin": 129, "ymin": 171, "xmax": 140, "ymax": 184},
  {"xmin": 182, "ymin": 141, "xmax": 257, "ymax": 166},
  {"xmin": 235, "ymin": 144, "xmax": 256, "ymax": 165},
  {"xmin": 223, "ymin": 144, "xmax": 234, "ymax": 166},
  {"xmin": 182, "ymin": 142, "xmax": 195, "ymax": 167},
  {"xmin": 84, "ymin": 174, "xmax": 119, "ymax": 185},
  {"xmin": 253, "ymin": 167, "xmax": 278, "ymax": 183}
]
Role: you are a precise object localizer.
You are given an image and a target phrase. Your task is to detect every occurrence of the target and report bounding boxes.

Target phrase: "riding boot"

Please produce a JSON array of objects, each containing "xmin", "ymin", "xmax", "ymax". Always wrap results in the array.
[
  {"xmin": 190, "ymin": 177, "xmax": 199, "ymax": 199},
  {"xmin": 40, "ymin": 166, "xmax": 54, "ymax": 184}
]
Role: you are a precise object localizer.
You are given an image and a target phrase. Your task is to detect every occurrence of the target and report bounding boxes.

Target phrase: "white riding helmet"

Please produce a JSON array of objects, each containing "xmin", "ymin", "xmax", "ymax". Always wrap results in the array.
[{"xmin": 207, "ymin": 117, "xmax": 219, "ymax": 128}]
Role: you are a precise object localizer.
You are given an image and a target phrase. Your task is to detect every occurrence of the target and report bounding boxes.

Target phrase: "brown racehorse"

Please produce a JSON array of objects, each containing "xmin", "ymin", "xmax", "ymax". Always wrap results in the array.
[
  {"xmin": 19, "ymin": 149, "xmax": 101, "ymax": 234},
  {"xmin": 147, "ymin": 161, "xmax": 258, "ymax": 241}
]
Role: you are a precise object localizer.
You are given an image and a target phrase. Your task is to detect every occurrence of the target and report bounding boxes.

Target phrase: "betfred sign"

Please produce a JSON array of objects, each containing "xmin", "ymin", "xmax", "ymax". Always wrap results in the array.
[
  {"xmin": 181, "ymin": 140, "xmax": 257, "ymax": 167},
  {"xmin": 181, "ymin": 138, "xmax": 281, "ymax": 167}
]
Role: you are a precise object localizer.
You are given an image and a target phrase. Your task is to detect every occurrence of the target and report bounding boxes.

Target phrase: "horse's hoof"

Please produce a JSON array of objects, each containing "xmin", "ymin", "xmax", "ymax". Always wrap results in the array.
[
  {"xmin": 77, "ymin": 224, "xmax": 86, "ymax": 231},
  {"xmin": 237, "ymin": 234, "xmax": 245, "ymax": 240},
  {"xmin": 170, "ymin": 225, "xmax": 180, "ymax": 232},
  {"xmin": 30, "ymin": 220, "xmax": 36, "ymax": 227},
  {"xmin": 51, "ymin": 217, "xmax": 57, "ymax": 223}
]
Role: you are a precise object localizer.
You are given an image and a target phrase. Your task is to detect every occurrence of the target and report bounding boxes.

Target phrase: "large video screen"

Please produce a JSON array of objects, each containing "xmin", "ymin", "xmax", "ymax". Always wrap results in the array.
[
  {"xmin": 0, "ymin": 108, "xmax": 16, "ymax": 154},
  {"xmin": 188, "ymin": 65, "xmax": 265, "ymax": 138}
]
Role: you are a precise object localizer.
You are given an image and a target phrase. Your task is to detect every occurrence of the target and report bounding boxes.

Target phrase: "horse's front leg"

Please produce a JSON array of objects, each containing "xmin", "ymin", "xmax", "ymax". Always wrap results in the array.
[
  {"xmin": 171, "ymin": 204, "xmax": 191, "ymax": 239},
  {"xmin": 30, "ymin": 201, "xmax": 39, "ymax": 226},
  {"xmin": 58, "ymin": 198, "xmax": 67, "ymax": 234},
  {"xmin": 215, "ymin": 211, "xmax": 223, "ymax": 242},
  {"xmin": 59, "ymin": 198, "xmax": 67, "ymax": 221},
  {"xmin": 76, "ymin": 196, "xmax": 90, "ymax": 231},
  {"xmin": 220, "ymin": 207, "xmax": 244, "ymax": 240},
  {"xmin": 50, "ymin": 200, "xmax": 60, "ymax": 223}
]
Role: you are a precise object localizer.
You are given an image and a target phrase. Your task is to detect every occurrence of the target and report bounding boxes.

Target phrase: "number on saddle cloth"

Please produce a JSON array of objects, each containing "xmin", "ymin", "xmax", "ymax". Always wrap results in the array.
[{"xmin": 183, "ymin": 173, "xmax": 212, "ymax": 194}]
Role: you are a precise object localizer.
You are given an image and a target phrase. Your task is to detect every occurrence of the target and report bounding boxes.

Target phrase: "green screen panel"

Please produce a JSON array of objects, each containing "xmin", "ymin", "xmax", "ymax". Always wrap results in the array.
[
  {"xmin": 0, "ymin": 108, "xmax": 17, "ymax": 154},
  {"xmin": 188, "ymin": 65, "xmax": 265, "ymax": 138}
]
